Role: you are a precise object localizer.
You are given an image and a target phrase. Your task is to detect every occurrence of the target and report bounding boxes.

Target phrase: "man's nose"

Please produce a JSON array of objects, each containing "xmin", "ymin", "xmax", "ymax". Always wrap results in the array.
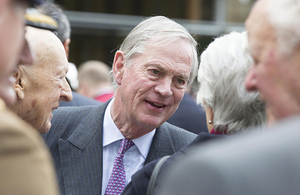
[
  {"xmin": 19, "ymin": 39, "xmax": 34, "ymax": 66},
  {"xmin": 154, "ymin": 78, "xmax": 173, "ymax": 97},
  {"xmin": 245, "ymin": 67, "xmax": 257, "ymax": 92},
  {"xmin": 60, "ymin": 79, "xmax": 73, "ymax": 102}
]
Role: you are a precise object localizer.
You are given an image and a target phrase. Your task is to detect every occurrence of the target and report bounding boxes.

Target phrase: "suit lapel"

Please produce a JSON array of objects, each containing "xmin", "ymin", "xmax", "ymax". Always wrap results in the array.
[{"xmin": 58, "ymin": 102, "xmax": 110, "ymax": 195}]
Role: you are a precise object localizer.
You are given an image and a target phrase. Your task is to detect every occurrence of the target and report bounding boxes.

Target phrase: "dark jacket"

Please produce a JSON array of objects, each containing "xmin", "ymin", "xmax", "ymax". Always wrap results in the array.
[
  {"xmin": 122, "ymin": 132, "xmax": 225, "ymax": 195},
  {"xmin": 43, "ymin": 101, "xmax": 196, "ymax": 195}
]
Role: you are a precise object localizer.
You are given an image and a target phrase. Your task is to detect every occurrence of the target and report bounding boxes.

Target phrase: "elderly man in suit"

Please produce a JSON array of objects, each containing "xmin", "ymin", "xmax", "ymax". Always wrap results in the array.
[
  {"xmin": 43, "ymin": 15, "xmax": 198, "ymax": 195},
  {"xmin": 0, "ymin": 0, "xmax": 60, "ymax": 194},
  {"xmin": 158, "ymin": 0, "xmax": 300, "ymax": 194},
  {"xmin": 8, "ymin": 26, "xmax": 73, "ymax": 134}
]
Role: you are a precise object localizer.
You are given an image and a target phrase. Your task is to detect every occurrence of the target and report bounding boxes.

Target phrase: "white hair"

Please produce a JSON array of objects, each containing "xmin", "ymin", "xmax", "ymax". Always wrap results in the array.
[
  {"xmin": 111, "ymin": 16, "xmax": 198, "ymax": 88},
  {"xmin": 197, "ymin": 31, "xmax": 266, "ymax": 134},
  {"xmin": 266, "ymin": 0, "xmax": 300, "ymax": 54}
]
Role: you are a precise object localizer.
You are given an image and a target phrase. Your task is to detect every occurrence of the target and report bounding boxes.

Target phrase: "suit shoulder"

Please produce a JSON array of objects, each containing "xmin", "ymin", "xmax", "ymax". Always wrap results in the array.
[
  {"xmin": 158, "ymin": 122, "xmax": 197, "ymax": 150},
  {"xmin": 145, "ymin": 123, "xmax": 197, "ymax": 163},
  {"xmin": 45, "ymin": 104, "xmax": 104, "ymax": 140},
  {"xmin": 163, "ymin": 122, "xmax": 197, "ymax": 140},
  {"xmin": 52, "ymin": 105, "xmax": 100, "ymax": 125},
  {"xmin": 60, "ymin": 92, "xmax": 102, "ymax": 107}
]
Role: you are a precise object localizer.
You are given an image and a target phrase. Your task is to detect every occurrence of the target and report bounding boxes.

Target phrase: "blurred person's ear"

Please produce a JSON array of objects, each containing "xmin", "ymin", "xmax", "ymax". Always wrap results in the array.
[
  {"xmin": 63, "ymin": 38, "xmax": 70, "ymax": 59},
  {"xmin": 13, "ymin": 69, "xmax": 27, "ymax": 100},
  {"xmin": 113, "ymin": 51, "xmax": 125, "ymax": 85}
]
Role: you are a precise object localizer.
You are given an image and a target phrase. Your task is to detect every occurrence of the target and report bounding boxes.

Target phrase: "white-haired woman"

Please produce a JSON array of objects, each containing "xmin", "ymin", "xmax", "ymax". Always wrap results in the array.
[{"xmin": 197, "ymin": 31, "xmax": 266, "ymax": 134}]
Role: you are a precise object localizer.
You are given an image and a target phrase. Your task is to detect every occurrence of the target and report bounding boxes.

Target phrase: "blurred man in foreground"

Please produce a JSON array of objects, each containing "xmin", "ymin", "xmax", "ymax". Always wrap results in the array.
[{"xmin": 0, "ymin": 0, "xmax": 60, "ymax": 194}]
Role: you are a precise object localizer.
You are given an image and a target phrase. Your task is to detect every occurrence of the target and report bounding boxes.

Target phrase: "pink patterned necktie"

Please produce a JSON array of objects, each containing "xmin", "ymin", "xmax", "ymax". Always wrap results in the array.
[{"xmin": 104, "ymin": 139, "xmax": 134, "ymax": 195}]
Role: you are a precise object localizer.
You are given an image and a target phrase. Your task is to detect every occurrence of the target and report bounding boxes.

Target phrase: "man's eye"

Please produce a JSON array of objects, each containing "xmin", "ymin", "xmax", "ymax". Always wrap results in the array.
[
  {"xmin": 151, "ymin": 69, "xmax": 159, "ymax": 75},
  {"xmin": 176, "ymin": 78, "xmax": 185, "ymax": 85}
]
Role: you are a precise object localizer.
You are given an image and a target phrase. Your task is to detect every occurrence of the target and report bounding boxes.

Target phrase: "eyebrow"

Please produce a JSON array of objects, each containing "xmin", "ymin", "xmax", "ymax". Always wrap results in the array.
[
  {"xmin": 149, "ymin": 63, "xmax": 190, "ymax": 81},
  {"xmin": 176, "ymin": 73, "xmax": 190, "ymax": 83},
  {"xmin": 150, "ymin": 63, "xmax": 165, "ymax": 72}
]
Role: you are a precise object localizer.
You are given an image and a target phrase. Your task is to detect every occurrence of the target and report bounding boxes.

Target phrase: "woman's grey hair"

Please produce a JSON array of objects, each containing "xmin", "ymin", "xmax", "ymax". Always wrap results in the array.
[
  {"xmin": 38, "ymin": 2, "xmax": 71, "ymax": 43},
  {"xmin": 197, "ymin": 31, "xmax": 266, "ymax": 134},
  {"xmin": 266, "ymin": 0, "xmax": 300, "ymax": 54},
  {"xmin": 111, "ymin": 16, "xmax": 198, "ymax": 88}
]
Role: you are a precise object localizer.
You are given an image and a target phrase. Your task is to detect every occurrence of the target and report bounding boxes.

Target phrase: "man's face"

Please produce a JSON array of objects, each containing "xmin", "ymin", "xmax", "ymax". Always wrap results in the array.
[
  {"xmin": 113, "ymin": 38, "xmax": 193, "ymax": 139},
  {"xmin": 0, "ymin": 0, "xmax": 33, "ymax": 105},
  {"xmin": 245, "ymin": 0, "xmax": 300, "ymax": 120},
  {"xmin": 14, "ymin": 29, "xmax": 72, "ymax": 134}
]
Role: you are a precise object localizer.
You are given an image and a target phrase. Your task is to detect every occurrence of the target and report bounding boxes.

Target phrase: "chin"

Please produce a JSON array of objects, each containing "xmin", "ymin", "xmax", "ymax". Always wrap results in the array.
[
  {"xmin": 141, "ymin": 116, "xmax": 164, "ymax": 129},
  {"xmin": 39, "ymin": 123, "xmax": 51, "ymax": 134}
]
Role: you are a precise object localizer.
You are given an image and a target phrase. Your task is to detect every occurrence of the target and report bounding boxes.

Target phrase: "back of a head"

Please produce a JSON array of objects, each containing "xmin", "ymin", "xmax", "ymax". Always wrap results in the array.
[
  {"xmin": 265, "ymin": 0, "xmax": 300, "ymax": 54},
  {"xmin": 197, "ymin": 31, "xmax": 266, "ymax": 134},
  {"xmin": 37, "ymin": 1, "xmax": 70, "ymax": 43},
  {"xmin": 114, "ymin": 16, "xmax": 198, "ymax": 87},
  {"xmin": 78, "ymin": 60, "xmax": 111, "ymax": 87}
]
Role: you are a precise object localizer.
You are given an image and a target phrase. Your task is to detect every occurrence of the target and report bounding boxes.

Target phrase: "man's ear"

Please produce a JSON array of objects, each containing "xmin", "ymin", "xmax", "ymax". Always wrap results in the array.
[
  {"xmin": 112, "ymin": 51, "xmax": 125, "ymax": 85},
  {"xmin": 14, "ymin": 68, "xmax": 26, "ymax": 100},
  {"xmin": 63, "ymin": 38, "xmax": 71, "ymax": 59}
]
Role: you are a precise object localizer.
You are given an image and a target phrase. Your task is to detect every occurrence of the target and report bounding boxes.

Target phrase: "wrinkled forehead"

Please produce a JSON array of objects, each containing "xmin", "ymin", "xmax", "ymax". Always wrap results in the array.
[
  {"xmin": 146, "ymin": 36, "xmax": 191, "ymax": 48},
  {"xmin": 128, "ymin": 36, "xmax": 193, "ymax": 62}
]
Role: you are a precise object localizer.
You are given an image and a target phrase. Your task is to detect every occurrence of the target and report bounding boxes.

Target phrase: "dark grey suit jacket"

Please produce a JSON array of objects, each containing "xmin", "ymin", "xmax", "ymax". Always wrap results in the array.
[
  {"xmin": 158, "ymin": 116, "xmax": 300, "ymax": 195},
  {"xmin": 122, "ymin": 133, "xmax": 224, "ymax": 195},
  {"xmin": 59, "ymin": 91, "xmax": 102, "ymax": 107},
  {"xmin": 43, "ymin": 101, "xmax": 196, "ymax": 195}
]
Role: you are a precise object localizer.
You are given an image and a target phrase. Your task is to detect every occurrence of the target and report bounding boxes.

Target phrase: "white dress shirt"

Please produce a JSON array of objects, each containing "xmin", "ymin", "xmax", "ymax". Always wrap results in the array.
[{"xmin": 102, "ymin": 99, "xmax": 156, "ymax": 195}]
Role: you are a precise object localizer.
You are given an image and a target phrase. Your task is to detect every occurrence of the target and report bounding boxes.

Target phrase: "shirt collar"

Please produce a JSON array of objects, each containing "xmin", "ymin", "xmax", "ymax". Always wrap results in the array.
[
  {"xmin": 133, "ymin": 129, "xmax": 155, "ymax": 159},
  {"xmin": 103, "ymin": 98, "xmax": 156, "ymax": 159}
]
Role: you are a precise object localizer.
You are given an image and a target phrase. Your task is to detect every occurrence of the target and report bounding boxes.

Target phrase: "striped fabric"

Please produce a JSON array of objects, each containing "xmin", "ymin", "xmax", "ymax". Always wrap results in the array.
[{"xmin": 43, "ymin": 100, "xmax": 197, "ymax": 195}]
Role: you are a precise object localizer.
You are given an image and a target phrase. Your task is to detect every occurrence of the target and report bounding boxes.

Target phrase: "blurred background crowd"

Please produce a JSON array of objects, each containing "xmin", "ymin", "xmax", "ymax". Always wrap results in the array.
[{"xmin": 48, "ymin": 0, "xmax": 255, "ymax": 94}]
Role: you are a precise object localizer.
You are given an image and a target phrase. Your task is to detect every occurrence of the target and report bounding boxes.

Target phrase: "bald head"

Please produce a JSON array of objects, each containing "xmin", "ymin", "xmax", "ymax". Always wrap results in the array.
[
  {"xmin": 9, "ymin": 26, "xmax": 72, "ymax": 134},
  {"xmin": 78, "ymin": 60, "xmax": 111, "ymax": 85},
  {"xmin": 77, "ymin": 60, "xmax": 113, "ymax": 98},
  {"xmin": 25, "ymin": 26, "xmax": 67, "ymax": 69}
]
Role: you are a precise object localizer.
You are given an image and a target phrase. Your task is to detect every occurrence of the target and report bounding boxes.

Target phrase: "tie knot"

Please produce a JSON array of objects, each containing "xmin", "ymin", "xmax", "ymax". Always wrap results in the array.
[{"xmin": 118, "ymin": 139, "xmax": 134, "ymax": 155}]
